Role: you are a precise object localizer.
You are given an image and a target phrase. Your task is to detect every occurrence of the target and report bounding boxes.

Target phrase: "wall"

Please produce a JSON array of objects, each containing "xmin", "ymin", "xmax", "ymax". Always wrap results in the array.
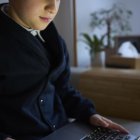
[
  {"xmin": 76, "ymin": 0, "xmax": 140, "ymax": 67},
  {"xmin": 54, "ymin": 0, "xmax": 75, "ymax": 66},
  {"xmin": 0, "ymin": 0, "xmax": 7, "ymax": 3}
]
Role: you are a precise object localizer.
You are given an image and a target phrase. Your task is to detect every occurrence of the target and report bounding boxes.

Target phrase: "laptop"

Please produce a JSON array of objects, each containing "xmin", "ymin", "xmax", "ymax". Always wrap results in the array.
[{"xmin": 41, "ymin": 121, "xmax": 140, "ymax": 140}]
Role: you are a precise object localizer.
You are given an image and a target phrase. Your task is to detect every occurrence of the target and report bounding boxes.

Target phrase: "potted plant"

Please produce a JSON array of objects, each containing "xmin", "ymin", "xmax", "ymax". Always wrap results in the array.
[
  {"xmin": 81, "ymin": 33, "xmax": 106, "ymax": 67},
  {"xmin": 81, "ymin": 4, "xmax": 132, "ymax": 67},
  {"xmin": 90, "ymin": 4, "xmax": 133, "ymax": 48}
]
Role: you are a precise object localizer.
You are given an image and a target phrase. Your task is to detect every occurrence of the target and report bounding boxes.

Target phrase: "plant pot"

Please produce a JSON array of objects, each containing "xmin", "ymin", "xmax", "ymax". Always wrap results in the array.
[{"xmin": 90, "ymin": 51, "xmax": 105, "ymax": 67}]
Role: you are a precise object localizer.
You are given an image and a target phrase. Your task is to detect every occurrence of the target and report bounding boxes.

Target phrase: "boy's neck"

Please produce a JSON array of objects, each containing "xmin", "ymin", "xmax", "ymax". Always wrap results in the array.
[
  {"xmin": 1, "ymin": 4, "xmax": 45, "ymax": 41},
  {"xmin": 1, "ymin": 4, "xmax": 32, "ymax": 30},
  {"xmin": 1, "ymin": 4, "xmax": 38, "ymax": 33}
]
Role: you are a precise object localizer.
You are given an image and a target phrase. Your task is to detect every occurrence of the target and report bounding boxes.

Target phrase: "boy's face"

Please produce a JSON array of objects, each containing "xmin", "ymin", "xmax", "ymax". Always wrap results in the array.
[{"xmin": 8, "ymin": 0, "xmax": 60, "ymax": 30}]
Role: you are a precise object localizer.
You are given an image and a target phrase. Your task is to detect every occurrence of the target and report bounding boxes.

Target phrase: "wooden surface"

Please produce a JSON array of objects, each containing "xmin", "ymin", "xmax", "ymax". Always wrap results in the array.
[
  {"xmin": 106, "ymin": 55, "xmax": 140, "ymax": 69},
  {"xmin": 78, "ymin": 68, "xmax": 140, "ymax": 121}
]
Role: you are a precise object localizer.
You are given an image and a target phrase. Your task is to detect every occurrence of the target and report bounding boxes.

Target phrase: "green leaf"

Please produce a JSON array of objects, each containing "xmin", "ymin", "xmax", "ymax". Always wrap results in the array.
[{"xmin": 81, "ymin": 33, "xmax": 106, "ymax": 54}]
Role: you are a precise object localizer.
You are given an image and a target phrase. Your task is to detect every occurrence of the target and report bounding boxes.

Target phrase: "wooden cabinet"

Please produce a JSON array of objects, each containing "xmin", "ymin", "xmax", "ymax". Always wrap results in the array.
[
  {"xmin": 106, "ymin": 55, "xmax": 140, "ymax": 69},
  {"xmin": 78, "ymin": 68, "xmax": 140, "ymax": 121}
]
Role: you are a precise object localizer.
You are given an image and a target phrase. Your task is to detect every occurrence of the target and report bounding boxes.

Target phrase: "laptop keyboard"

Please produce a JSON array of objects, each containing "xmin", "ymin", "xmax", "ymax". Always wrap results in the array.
[{"xmin": 80, "ymin": 126, "xmax": 138, "ymax": 140}]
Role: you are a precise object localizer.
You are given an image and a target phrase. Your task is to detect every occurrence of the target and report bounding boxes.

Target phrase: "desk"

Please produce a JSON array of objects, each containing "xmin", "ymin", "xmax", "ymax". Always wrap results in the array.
[{"xmin": 78, "ymin": 68, "xmax": 140, "ymax": 121}]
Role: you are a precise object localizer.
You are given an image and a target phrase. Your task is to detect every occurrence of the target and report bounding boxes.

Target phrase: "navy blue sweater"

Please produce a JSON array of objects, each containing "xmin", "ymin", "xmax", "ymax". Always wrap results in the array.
[{"xmin": 0, "ymin": 3, "xmax": 96, "ymax": 140}]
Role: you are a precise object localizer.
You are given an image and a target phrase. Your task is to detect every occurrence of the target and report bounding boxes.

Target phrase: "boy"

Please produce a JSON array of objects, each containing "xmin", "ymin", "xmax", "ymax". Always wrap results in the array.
[{"xmin": 0, "ymin": 0, "xmax": 128, "ymax": 140}]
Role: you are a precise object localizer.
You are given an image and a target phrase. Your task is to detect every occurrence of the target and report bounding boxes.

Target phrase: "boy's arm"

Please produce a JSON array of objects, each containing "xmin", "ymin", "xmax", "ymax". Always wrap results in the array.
[
  {"xmin": 54, "ymin": 39, "xmax": 129, "ymax": 134},
  {"xmin": 54, "ymin": 39, "xmax": 96, "ymax": 121}
]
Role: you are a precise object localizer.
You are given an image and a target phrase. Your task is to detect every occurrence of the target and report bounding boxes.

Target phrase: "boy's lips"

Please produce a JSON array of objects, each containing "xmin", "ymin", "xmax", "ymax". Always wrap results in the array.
[{"xmin": 40, "ymin": 16, "xmax": 52, "ymax": 22}]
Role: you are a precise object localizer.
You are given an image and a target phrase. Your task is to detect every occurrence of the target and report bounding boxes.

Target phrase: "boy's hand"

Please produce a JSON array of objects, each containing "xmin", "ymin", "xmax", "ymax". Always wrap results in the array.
[{"xmin": 89, "ymin": 114, "xmax": 129, "ymax": 134}]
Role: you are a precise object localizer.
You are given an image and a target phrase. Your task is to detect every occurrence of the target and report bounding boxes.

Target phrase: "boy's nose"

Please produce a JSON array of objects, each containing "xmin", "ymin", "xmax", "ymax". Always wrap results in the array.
[{"xmin": 45, "ymin": 0, "xmax": 58, "ymax": 14}]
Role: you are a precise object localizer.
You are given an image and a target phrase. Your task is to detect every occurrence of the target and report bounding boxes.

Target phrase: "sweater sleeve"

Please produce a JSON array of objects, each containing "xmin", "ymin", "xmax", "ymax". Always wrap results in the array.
[{"xmin": 54, "ymin": 39, "xmax": 97, "ymax": 121}]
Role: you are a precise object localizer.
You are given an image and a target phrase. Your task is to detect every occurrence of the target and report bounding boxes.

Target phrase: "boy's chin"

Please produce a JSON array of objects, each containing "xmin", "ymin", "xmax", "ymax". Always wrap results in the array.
[{"xmin": 33, "ymin": 23, "xmax": 51, "ymax": 31}]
